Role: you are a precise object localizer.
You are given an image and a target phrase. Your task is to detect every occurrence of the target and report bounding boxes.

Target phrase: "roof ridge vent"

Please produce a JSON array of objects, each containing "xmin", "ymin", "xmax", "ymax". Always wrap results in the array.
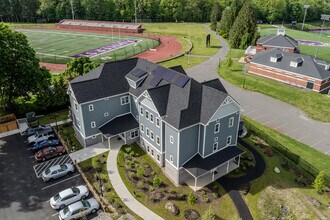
[
  {"xmin": 270, "ymin": 52, "xmax": 283, "ymax": 63},
  {"xmin": 290, "ymin": 57, "xmax": 303, "ymax": 68}
]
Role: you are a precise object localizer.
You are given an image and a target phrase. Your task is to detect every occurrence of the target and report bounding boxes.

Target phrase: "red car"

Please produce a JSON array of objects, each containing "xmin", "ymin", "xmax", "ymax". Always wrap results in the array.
[{"xmin": 35, "ymin": 146, "xmax": 66, "ymax": 162}]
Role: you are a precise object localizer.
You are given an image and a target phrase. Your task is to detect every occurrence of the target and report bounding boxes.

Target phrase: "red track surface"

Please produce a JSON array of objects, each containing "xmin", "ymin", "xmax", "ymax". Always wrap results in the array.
[{"xmin": 38, "ymin": 27, "xmax": 182, "ymax": 72}]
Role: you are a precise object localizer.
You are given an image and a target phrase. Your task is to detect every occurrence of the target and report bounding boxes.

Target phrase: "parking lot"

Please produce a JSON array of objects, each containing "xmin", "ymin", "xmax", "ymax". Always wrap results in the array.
[{"xmin": 0, "ymin": 133, "xmax": 98, "ymax": 220}]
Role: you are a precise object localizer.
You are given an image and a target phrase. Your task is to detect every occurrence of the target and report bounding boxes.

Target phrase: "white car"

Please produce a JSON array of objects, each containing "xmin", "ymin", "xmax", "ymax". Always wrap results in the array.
[
  {"xmin": 42, "ymin": 164, "xmax": 75, "ymax": 182},
  {"xmin": 28, "ymin": 129, "xmax": 54, "ymax": 145},
  {"xmin": 58, "ymin": 198, "xmax": 100, "ymax": 220},
  {"xmin": 50, "ymin": 185, "xmax": 89, "ymax": 209}
]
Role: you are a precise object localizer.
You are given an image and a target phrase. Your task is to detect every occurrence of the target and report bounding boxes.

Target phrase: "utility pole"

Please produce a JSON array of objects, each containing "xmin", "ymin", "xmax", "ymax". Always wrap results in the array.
[
  {"xmin": 134, "ymin": 0, "xmax": 137, "ymax": 23},
  {"xmin": 70, "ymin": 0, "xmax": 75, "ymax": 20},
  {"xmin": 301, "ymin": 5, "xmax": 310, "ymax": 31},
  {"xmin": 315, "ymin": 14, "xmax": 330, "ymax": 59}
]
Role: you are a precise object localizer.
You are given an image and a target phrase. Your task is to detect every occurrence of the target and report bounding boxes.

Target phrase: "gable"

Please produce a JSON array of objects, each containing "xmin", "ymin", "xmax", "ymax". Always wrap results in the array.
[
  {"xmin": 208, "ymin": 96, "xmax": 243, "ymax": 123},
  {"xmin": 138, "ymin": 91, "xmax": 158, "ymax": 114}
]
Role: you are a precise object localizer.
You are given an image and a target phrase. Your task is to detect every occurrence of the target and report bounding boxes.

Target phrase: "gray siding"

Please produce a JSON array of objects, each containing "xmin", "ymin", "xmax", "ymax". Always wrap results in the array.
[
  {"xmin": 130, "ymin": 95, "xmax": 139, "ymax": 120},
  {"xmin": 70, "ymin": 95, "xmax": 86, "ymax": 137},
  {"xmin": 204, "ymin": 112, "xmax": 240, "ymax": 157},
  {"xmin": 82, "ymin": 94, "xmax": 130, "ymax": 137},
  {"xmin": 85, "ymin": 134, "xmax": 103, "ymax": 147},
  {"xmin": 139, "ymin": 97, "xmax": 161, "ymax": 152},
  {"xmin": 164, "ymin": 123, "xmax": 179, "ymax": 168},
  {"xmin": 210, "ymin": 101, "xmax": 240, "ymax": 121},
  {"xmin": 199, "ymin": 125, "xmax": 204, "ymax": 155},
  {"xmin": 179, "ymin": 125, "xmax": 199, "ymax": 167}
]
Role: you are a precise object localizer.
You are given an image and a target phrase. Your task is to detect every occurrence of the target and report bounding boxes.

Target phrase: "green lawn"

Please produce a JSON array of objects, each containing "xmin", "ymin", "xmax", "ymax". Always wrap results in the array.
[
  {"xmin": 241, "ymin": 136, "xmax": 330, "ymax": 220},
  {"xmin": 37, "ymin": 109, "xmax": 69, "ymax": 125},
  {"xmin": 57, "ymin": 123, "xmax": 83, "ymax": 152},
  {"xmin": 160, "ymin": 56, "xmax": 208, "ymax": 69},
  {"xmin": 299, "ymin": 44, "xmax": 330, "ymax": 62},
  {"xmin": 143, "ymin": 23, "xmax": 221, "ymax": 56},
  {"xmin": 243, "ymin": 116, "xmax": 330, "ymax": 180},
  {"xmin": 117, "ymin": 143, "xmax": 239, "ymax": 220},
  {"xmin": 18, "ymin": 29, "xmax": 159, "ymax": 64},
  {"xmin": 218, "ymin": 49, "xmax": 330, "ymax": 122}
]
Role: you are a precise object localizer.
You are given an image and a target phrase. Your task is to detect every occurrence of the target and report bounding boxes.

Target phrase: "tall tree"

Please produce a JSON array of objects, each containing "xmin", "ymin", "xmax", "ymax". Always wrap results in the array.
[
  {"xmin": 210, "ymin": 0, "xmax": 221, "ymax": 30},
  {"xmin": 64, "ymin": 56, "xmax": 99, "ymax": 79},
  {"xmin": 0, "ymin": 23, "xmax": 51, "ymax": 111},
  {"xmin": 229, "ymin": 1, "xmax": 258, "ymax": 49},
  {"xmin": 218, "ymin": 0, "xmax": 243, "ymax": 38}
]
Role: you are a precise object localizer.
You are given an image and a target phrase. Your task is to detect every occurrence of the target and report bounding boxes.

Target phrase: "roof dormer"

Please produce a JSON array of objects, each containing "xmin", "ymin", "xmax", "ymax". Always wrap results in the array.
[
  {"xmin": 277, "ymin": 26, "xmax": 285, "ymax": 36},
  {"xmin": 270, "ymin": 52, "xmax": 283, "ymax": 63},
  {"xmin": 290, "ymin": 57, "xmax": 303, "ymax": 68},
  {"xmin": 125, "ymin": 68, "xmax": 148, "ymax": 89}
]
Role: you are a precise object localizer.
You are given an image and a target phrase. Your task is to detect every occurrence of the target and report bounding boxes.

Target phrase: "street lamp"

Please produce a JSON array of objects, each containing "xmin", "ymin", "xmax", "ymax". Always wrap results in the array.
[
  {"xmin": 315, "ymin": 14, "xmax": 330, "ymax": 59},
  {"xmin": 301, "ymin": 5, "xmax": 310, "ymax": 31},
  {"xmin": 242, "ymin": 65, "xmax": 248, "ymax": 89}
]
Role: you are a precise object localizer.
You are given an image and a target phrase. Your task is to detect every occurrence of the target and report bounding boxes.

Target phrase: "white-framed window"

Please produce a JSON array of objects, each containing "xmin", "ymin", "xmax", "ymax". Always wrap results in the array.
[
  {"xmin": 151, "ymin": 149, "xmax": 154, "ymax": 156},
  {"xmin": 92, "ymin": 135, "xmax": 97, "ymax": 139},
  {"xmin": 140, "ymin": 124, "xmax": 144, "ymax": 132},
  {"xmin": 150, "ymin": 113, "xmax": 154, "ymax": 123},
  {"xmin": 141, "ymin": 141, "xmax": 145, "ymax": 147},
  {"xmin": 140, "ymin": 107, "xmax": 143, "ymax": 116},
  {"xmin": 157, "ymin": 154, "xmax": 160, "ymax": 162},
  {"xmin": 145, "ymin": 110, "xmax": 149, "ymax": 119},
  {"xmin": 214, "ymin": 123, "xmax": 220, "ymax": 133},
  {"xmin": 229, "ymin": 117, "xmax": 234, "ymax": 128},
  {"xmin": 214, "ymin": 137, "xmax": 218, "ymax": 142},
  {"xmin": 213, "ymin": 142, "xmax": 218, "ymax": 152},
  {"xmin": 150, "ymin": 131, "xmax": 154, "ymax": 140},
  {"xmin": 156, "ymin": 136, "xmax": 160, "ymax": 145},
  {"xmin": 170, "ymin": 155, "xmax": 173, "ymax": 163},
  {"xmin": 89, "ymin": 104, "xmax": 94, "ymax": 111},
  {"xmin": 170, "ymin": 136, "xmax": 174, "ymax": 144},
  {"xmin": 130, "ymin": 130, "xmax": 139, "ymax": 138},
  {"xmin": 147, "ymin": 145, "xmax": 150, "ymax": 152},
  {"xmin": 156, "ymin": 117, "xmax": 160, "ymax": 127},
  {"xmin": 91, "ymin": 121, "xmax": 96, "ymax": 128},
  {"xmin": 104, "ymin": 112, "xmax": 109, "ymax": 117},
  {"xmin": 226, "ymin": 136, "xmax": 232, "ymax": 145},
  {"xmin": 120, "ymin": 96, "xmax": 130, "ymax": 105},
  {"xmin": 146, "ymin": 128, "xmax": 150, "ymax": 137},
  {"xmin": 74, "ymin": 102, "xmax": 78, "ymax": 111}
]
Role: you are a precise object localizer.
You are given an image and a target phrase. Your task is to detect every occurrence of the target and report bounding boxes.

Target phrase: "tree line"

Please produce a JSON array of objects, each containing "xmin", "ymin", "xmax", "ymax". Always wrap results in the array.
[{"xmin": 1, "ymin": 0, "xmax": 329, "ymax": 23}]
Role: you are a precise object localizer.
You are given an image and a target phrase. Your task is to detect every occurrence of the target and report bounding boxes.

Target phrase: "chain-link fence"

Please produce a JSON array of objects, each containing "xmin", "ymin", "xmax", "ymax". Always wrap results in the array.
[{"xmin": 243, "ymin": 120, "xmax": 330, "ymax": 185}]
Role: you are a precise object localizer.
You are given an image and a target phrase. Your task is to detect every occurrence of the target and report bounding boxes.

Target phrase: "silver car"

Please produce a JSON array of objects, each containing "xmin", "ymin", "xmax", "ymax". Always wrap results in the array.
[
  {"xmin": 50, "ymin": 185, "xmax": 89, "ymax": 209},
  {"xmin": 58, "ymin": 198, "xmax": 100, "ymax": 220},
  {"xmin": 42, "ymin": 164, "xmax": 75, "ymax": 182}
]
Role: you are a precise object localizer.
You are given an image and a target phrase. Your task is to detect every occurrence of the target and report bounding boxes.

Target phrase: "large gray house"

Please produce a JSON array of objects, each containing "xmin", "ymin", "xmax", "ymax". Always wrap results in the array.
[{"xmin": 68, "ymin": 58, "xmax": 245, "ymax": 190}]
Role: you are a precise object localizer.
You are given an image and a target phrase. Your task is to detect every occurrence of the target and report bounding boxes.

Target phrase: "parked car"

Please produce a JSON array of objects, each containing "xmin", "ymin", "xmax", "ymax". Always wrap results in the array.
[
  {"xmin": 50, "ymin": 185, "xmax": 89, "ymax": 209},
  {"xmin": 42, "ymin": 164, "xmax": 74, "ymax": 182},
  {"xmin": 35, "ymin": 146, "xmax": 66, "ymax": 162},
  {"xmin": 58, "ymin": 198, "xmax": 99, "ymax": 220},
  {"xmin": 31, "ymin": 139, "xmax": 60, "ymax": 152},
  {"xmin": 23, "ymin": 125, "xmax": 51, "ymax": 137},
  {"xmin": 28, "ymin": 129, "xmax": 55, "ymax": 145}
]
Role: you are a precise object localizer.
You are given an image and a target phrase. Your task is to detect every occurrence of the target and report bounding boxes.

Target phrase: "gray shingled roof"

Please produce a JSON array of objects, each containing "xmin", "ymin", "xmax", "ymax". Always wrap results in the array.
[
  {"xmin": 99, "ymin": 114, "xmax": 138, "ymax": 138},
  {"xmin": 251, "ymin": 48, "xmax": 330, "ymax": 80},
  {"xmin": 257, "ymin": 34, "xmax": 298, "ymax": 49},
  {"xmin": 70, "ymin": 58, "xmax": 233, "ymax": 130}
]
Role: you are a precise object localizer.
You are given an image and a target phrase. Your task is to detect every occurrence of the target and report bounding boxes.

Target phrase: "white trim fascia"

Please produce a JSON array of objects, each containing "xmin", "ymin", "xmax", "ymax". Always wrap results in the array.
[
  {"xmin": 165, "ymin": 159, "xmax": 178, "ymax": 170},
  {"xmin": 201, "ymin": 144, "xmax": 233, "ymax": 159},
  {"xmin": 85, "ymin": 132, "xmax": 102, "ymax": 139},
  {"xmin": 73, "ymin": 122, "xmax": 86, "ymax": 139},
  {"xmin": 177, "ymin": 130, "xmax": 180, "ymax": 168},
  {"xmin": 235, "ymin": 114, "xmax": 241, "ymax": 146},
  {"xmin": 142, "ymin": 137, "xmax": 162, "ymax": 154},
  {"xmin": 250, "ymin": 62, "xmax": 324, "ymax": 81},
  {"xmin": 262, "ymin": 44, "xmax": 295, "ymax": 49},
  {"xmin": 98, "ymin": 112, "xmax": 131, "ymax": 128},
  {"xmin": 162, "ymin": 120, "xmax": 179, "ymax": 132},
  {"xmin": 202, "ymin": 124, "xmax": 206, "ymax": 157},
  {"xmin": 79, "ymin": 92, "xmax": 129, "ymax": 105},
  {"xmin": 68, "ymin": 84, "xmax": 78, "ymax": 102},
  {"xmin": 179, "ymin": 122, "xmax": 201, "ymax": 132},
  {"xmin": 197, "ymin": 125, "xmax": 200, "ymax": 154},
  {"xmin": 160, "ymin": 120, "xmax": 163, "ymax": 152}
]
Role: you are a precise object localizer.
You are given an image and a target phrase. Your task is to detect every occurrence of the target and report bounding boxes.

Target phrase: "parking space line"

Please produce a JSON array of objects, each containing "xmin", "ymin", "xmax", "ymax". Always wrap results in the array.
[
  {"xmin": 244, "ymin": 109, "xmax": 258, "ymax": 116},
  {"xmin": 284, "ymin": 127, "xmax": 299, "ymax": 135},
  {"xmin": 273, "ymin": 123, "xmax": 287, "ymax": 130},
  {"xmin": 33, "ymin": 155, "xmax": 73, "ymax": 178},
  {"xmin": 57, "ymin": 154, "xmax": 69, "ymax": 165},
  {"xmin": 297, "ymin": 133, "xmax": 310, "ymax": 141},
  {"xmin": 311, "ymin": 138, "xmax": 325, "ymax": 147},
  {"xmin": 262, "ymin": 119, "xmax": 275, "ymax": 125},
  {"xmin": 252, "ymin": 114, "xmax": 266, "ymax": 120},
  {"xmin": 41, "ymin": 174, "xmax": 80, "ymax": 190},
  {"xmin": 52, "ymin": 212, "xmax": 59, "ymax": 217}
]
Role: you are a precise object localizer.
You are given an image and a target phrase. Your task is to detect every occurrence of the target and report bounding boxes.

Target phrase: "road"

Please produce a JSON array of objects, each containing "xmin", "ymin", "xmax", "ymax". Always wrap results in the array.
[{"xmin": 186, "ymin": 24, "xmax": 330, "ymax": 155}]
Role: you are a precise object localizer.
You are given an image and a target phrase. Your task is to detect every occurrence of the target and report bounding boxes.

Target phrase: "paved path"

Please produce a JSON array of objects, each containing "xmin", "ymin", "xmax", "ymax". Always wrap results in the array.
[
  {"xmin": 107, "ymin": 146, "xmax": 163, "ymax": 220},
  {"xmin": 70, "ymin": 142, "xmax": 109, "ymax": 163},
  {"xmin": 186, "ymin": 24, "xmax": 330, "ymax": 155}
]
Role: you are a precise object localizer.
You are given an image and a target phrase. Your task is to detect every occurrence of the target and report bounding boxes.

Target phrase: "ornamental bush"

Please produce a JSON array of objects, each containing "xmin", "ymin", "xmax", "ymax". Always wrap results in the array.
[
  {"xmin": 188, "ymin": 193, "xmax": 197, "ymax": 205},
  {"xmin": 153, "ymin": 176, "xmax": 161, "ymax": 187}
]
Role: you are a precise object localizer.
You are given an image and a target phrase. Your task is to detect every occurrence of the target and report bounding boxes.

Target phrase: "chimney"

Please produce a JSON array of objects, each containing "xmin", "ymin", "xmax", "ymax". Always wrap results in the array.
[{"xmin": 277, "ymin": 26, "xmax": 285, "ymax": 36}]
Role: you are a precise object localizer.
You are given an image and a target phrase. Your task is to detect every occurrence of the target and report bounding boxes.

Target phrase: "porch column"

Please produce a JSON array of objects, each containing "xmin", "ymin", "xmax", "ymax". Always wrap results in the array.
[
  {"xmin": 226, "ymin": 161, "xmax": 229, "ymax": 173},
  {"xmin": 102, "ymin": 135, "xmax": 104, "ymax": 142},
  {"xmin": 238, "ymin": 155, "xmax": 241, "ymax": 166},
  {"xmin": 194, "ymin": 176, "xmax": 197, "ymax": 191},
  {"xmin": 108, "ymin": 137, "xmax": 111, "ymax": 150}
]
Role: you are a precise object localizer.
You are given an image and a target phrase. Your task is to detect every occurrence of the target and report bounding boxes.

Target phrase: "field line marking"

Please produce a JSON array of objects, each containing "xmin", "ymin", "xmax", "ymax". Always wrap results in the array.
[
  {"xmin": 36, "ymin": 52, "xmax": 71, "ymax": 58},
  {"xmin": 41, "ymin": 174, "xmax": 80, "ymax": 190}
]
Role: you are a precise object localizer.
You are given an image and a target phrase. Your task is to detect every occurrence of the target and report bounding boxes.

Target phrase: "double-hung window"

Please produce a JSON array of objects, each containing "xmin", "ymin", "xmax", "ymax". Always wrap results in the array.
[
  {"xmin": 140, "ymin": 107, "xmax": 143, "ymax": 116},
  {"xmin": 170, "ymin": 136, "xmax": 174, "ymax": 144},
  {"xmin": 89, "ymin": 104, "xmax": 94, "ymax": 111},
  {"xmin": 131, "ymin": 130, "xmax": 139, "ymax": 138},
  {"xmin": 156, "ymin": 117, "xmax": 160, "ymax": 127},
  {"xmin": 91, "ymin": 121, "xmax": 96, "ymax": 128},
  {"xmin": 145, "ymin": 110, "xmax": 149, "ymax": 119},
  {"xmin": 120, "ymin": 96, "xmax": 130, "ymax": 105},
  {"xmin": 156, "ymin": 136, "xmax": 160, "ymax": 145},
  {"xmin": 146, "ymin": 128, "xmax": 150, "ymax": 137},
  {"xmin": 140, "ymin": 124, "xmax": 144, "ymax": 132},
  {"xmin": 214, "ymin": 123, "xmax": 220, "ymax": 133},
  {"xmin": 229, "ymin": 117, "xmax": 234, "ymax": 128},
  {"xmin": 226, "ymin": 136, "xmax": 232, "ymax": 145},
  {"xmin": 150, "ymin": 131, "xmax": 154, "ymax": 140},
  {"xmin": 213, "ymin": 142, "xmax": 218, "ymax": 152},
  {"xmin": 150, "ymin": 114, "xmax": 154, "ymax": 123}
]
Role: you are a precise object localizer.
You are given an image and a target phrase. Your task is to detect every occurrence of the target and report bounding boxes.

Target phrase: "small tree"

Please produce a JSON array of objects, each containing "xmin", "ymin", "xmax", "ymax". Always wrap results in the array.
[
  {"xmin": 223, "ymin": 56, "xmax": 233, "ymax": 67},
  {"xmin": 202, "ymin": 205, "xmax": 215, "ymax": 220},
  {"xmin": 187, "ymin": 193, "xmax": 197, "ymax": 205},
  {"xmin": 153, "ymin": 176, "xmax": 161, "ymax": 187},
  {"xmin": 136, "ymin": 166, "xmax": 145, "ymax": 179},
  {"xmin": 313, "ymin": 171, "xmax": 327, "ymax": 194}
]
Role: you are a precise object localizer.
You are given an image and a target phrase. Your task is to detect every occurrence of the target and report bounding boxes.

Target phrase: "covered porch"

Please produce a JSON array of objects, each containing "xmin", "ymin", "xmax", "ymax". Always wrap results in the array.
[
  {"xmin": 99, "ymin": 114, "xmax": 139, "ymax": 150},
  {"xmin": 183, "ymin": 146, "xmax": 244, "ymax": 191}
]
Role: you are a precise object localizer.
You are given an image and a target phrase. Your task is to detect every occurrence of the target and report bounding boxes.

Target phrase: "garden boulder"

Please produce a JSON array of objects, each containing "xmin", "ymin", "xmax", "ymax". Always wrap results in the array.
[
  {"xmin": 165, "ymin": 202, "xmax": 179, "ymax": 215},
  {"xmin": 184, "ymin": 209, "xmax": 200, "ymax": 220}
]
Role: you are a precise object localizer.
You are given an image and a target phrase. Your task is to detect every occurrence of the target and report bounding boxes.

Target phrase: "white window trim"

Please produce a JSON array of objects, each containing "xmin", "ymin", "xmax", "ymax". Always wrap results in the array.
[
  {"xmin": 150, "ymin": 113, "xmax": 154, "ymax": 123},
  {"xmin": 170, "ymin": 155, "xmax": 173, "ymax": 163},
  {"xmin": 156, "ymin": 117, "xmax": 160, "ymax": 127},
  {"xmin": 140, "ymin": 124, "xmax": 144, "ymax": 133},
  {"xmin": 214, "ymin": 123, "xmax": 220, "ymax": 133},
  {"xmin": 150, "ymin": 131, "xmax": 154, "ymax": 140},
  {"xmin": 92, "ymin": 135, "xmax": 97, "ymax": 139},
  {"xmin": 214, "ymin": 137, "xmax": 218, "ymax": 142},
  {"xmin": 146, "ymin": 128, "xmax": 150, "ymax": 137},
  {"xmin": 213, "ymin": 142, "xmax": 218, "ymax": 152},
  {"xmin": 229, "ymin": 117, "xmax": 234, "ymax": 128},
  {"xmin": 140, "ymin": 106, "xmax": 143, "ymax": 116},
  {"xmin": 170, "ymin": 135, "xmax": 174, "ymax": 144},
  {"xmin": 104, "ymin": 112, "xmax": 109, "ymax": 117},
  {"xmin": 130, "ymin": 130, "xmax": 139, "ymax": 138},
  {"xmin": 89, "ymin": 104, "xmax": 94, "ymax": 111},
  {"xmin": 227, "ymin": 136, "xmax": 232, "ymax": 145},
  {"xmin": 157, "ymin": 154, "xmax": 160, "ymax": 162},
  {"xmin": 120, "ymin": 96, "xmax": 130, "ymax": 105},
  {"xmin": 156, "ymin": 136, "xmax": 160, "ymax": 145},
  {"xmin": 151, "ymin": 149, "xmax": 154, "ymax": 157},
  {"xmin": 74, "ymin": 102, "xmax": 78, "ymax": 111},
  {"xmin": 91, "ymin": 121, "xmax": 96, "ymax": 128},
  {"xmin": 145, "ymin": 110, "xmax": 149, "ymax": 119}
]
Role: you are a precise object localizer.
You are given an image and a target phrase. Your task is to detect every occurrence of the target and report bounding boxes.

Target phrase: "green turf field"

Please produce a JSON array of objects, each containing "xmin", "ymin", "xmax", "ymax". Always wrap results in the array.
[{"xmin": 18, "ymin": 29, "xmax": 159, "ymax": 64}]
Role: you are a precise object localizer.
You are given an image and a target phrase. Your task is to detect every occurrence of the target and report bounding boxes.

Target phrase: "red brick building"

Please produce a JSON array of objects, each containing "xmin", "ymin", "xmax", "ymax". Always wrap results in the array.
[{"xmin": 249, "ymin": 48, "xmax": 330, "ymax": 93}]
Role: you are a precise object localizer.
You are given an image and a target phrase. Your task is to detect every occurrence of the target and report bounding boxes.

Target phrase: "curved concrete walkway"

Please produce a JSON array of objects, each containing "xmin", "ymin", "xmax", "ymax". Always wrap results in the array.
[
  {"xmin": 187, "ymin": 24, "xmax": 330, "ymax": 155},
  {"xmin": 107, "ymin": 146, "xmax": 163, "ymax": 220}
]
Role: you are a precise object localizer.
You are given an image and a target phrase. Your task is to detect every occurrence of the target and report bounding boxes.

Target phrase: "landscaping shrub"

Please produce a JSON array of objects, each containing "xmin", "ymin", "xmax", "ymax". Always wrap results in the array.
[
  {"xmin": 313, "ymin": 171, "xmax": 327, "ymax": 194},
  {"xmin": 92, "ymin": 157, "xmax": 102, "ymax": 172},
  {"xmin": 188, "ymin": 193, "xmax": 197, "ymax": 205},
  {"xmin": 203, "ymin": 198, "xmax": 210, "ymax": 203},
  {"xmin": 202, "ymin": 205, "xmax": 215, "ymax": 220},
  {"xmin": 213, "ymin": 192, "xmax": 219, "ymax": 198},
  {"xmin": 125, "ymin": 163, "xmax": 132, "ymax": 170},
  {"xmin": 144, "ymin": 163, "xmax": 150, "ymax": 168},
  {"xmin": 129, "ymin": 151, "xmax": 135, "ymax": 156},
  {"xmin": 128, "ymin": 172, "xmax": 136, "ymax": 179},
  {"xmin": 151, "ymin": 171, "xmax": 156, "ymax": 176},
  {"xmin": 201, "ymin": 190, "xmax": 206, "ymax": 195},
  {"xmin": 149, "ymin": 186, "xmax": 155, "ymax": 192},
  {"xmin": 137, "ymin": 166, "xmax": 145, "ymax": 179},
  {"xmin": 125, "ymin": 147, "xmax": 132, "ymax": 154},
  {"xmin": 179, "ymin": 193, "xmax": 186, "ymax": 200},
  {"xmin": 137, "ymin": 181, "xmax": 144, "ymax": 189},
  {"xmin": 264, "ymin": 147, "xmax": 274, "ymax": 157},
  {"xmin": 153, "ymin": 176, "xmax": 162, "ymax": 187},
  {"xmin": 212, "ymin": 183, "xmax": 219, "ymax": 190}
]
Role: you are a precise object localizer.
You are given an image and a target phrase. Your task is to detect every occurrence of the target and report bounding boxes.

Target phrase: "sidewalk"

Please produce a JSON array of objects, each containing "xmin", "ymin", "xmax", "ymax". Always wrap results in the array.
[
  {"xmin": 107, "ymin": 146, "xmax": 163, "ymax": 220},
  {"xmin": 70, "ymin": 142, "xmax": 109, "ymax": 163}
]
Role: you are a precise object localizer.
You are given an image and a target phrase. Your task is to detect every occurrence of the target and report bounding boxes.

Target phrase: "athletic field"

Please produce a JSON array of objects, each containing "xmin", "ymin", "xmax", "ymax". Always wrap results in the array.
[{"xmin": 18, "ymin": 29, "xmax": 160, "ymax": 64}]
